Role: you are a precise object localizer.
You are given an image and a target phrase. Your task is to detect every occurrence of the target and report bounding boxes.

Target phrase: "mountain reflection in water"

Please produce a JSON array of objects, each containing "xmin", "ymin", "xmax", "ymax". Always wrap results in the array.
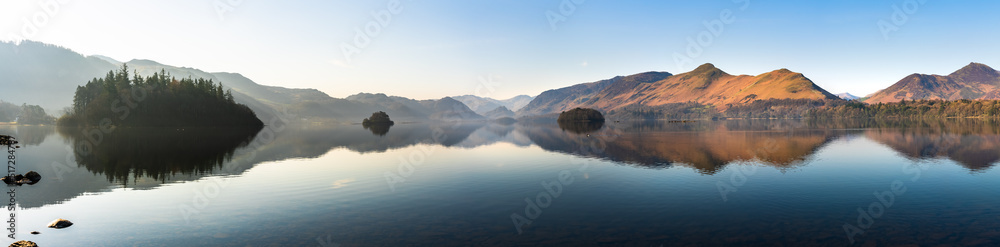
[{"xmin": 1, "ymin": 118, "xmax": 997, "ymax": 210}]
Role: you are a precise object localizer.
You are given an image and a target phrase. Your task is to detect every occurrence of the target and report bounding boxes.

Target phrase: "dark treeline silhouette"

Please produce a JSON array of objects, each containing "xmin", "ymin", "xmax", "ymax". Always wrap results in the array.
[{"xmin": 58, "ymin": 64, "xmax": 263, "ymax": 127}]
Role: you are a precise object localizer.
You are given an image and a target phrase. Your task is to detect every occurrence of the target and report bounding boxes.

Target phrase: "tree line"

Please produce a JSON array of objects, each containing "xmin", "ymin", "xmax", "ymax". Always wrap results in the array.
[
  {"xmin": 58, "ymin": 64, "xmax": 263, "ymax": 127},
  {"xmin": 805, "ymin": 99, "xmax": 1000, "ymax": 119},
  {"xmin": 604, "ymin": 98, "xmax": 1000, "ymax": 120}
]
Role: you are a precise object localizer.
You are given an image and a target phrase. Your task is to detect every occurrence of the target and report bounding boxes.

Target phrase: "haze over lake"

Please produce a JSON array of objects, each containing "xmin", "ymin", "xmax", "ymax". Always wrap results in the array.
[{"xmin": 3, "ymin": 119, "xmax": 999, "ymax": 246}]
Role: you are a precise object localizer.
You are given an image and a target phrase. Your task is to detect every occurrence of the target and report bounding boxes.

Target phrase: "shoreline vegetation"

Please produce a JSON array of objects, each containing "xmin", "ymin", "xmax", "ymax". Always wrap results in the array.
[
  {"xmin": 56, "ymin": 64, "xmax": 263, "ymax": 128},
  {"xmin": 603, "ymin": 98, "xmax": 1000, "ymax": 121}
]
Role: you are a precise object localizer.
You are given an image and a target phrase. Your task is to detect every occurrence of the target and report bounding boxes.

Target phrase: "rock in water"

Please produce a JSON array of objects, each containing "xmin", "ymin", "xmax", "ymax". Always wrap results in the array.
[
  {"xmin": 2, "ymin": 171, "xmax": 42, "ymax": 185},
  {"xmin": 47, "ymin": 218, "xmax": 73, "ymax": 229},
  {"xmin": 8, "ymin": 240, "xmax": 37, "ymax": 247},
  {"xmin": 24, "ymin": 171, "xmax": 40, "ymax": 183},
  {"xmin": 29, "ymin": 231, "xmax": 39, "ymax": 235}
]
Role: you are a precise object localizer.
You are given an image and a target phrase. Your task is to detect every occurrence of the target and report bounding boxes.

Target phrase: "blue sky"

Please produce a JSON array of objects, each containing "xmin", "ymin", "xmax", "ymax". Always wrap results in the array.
[{"xmin": 2, "ymin": 0, "xmax": 998, "ymax": 100}]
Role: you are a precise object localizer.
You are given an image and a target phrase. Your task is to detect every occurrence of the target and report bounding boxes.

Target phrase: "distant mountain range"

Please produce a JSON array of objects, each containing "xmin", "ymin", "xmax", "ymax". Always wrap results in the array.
[
  {"xmin": 0, "ymin": 41, "xmax": 117, "ymax": 111},
  {"xmin": 3, "ymin": 40, "xmax": 1000, "ymax": 122},
  {"xmin": 451, "ymin": 95, "xmax": 534, "ymax": 115},
  {"xmin": 0, "ymin": 41, "xmax": 486, "ymax": 123},
  {"xmin": 482, "ymin": 106, "xmax": 515, "ymax": 119},
  {"xmin": 866, "ymin": 63, "xmax": 1000, "ymax": 103},
  {"xmin": 517, "ymin": 63, "xmax": 838, "ymax": 117},
  {"xmin": 836, "ymin": 93, "xmax": 861, "ymax": 100}
]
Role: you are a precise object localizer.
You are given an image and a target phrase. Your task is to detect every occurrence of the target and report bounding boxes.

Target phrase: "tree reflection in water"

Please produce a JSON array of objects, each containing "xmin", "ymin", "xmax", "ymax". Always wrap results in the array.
[{"xmin": 58, "ymin": 126, "xmax": 260, "ymax": 184}]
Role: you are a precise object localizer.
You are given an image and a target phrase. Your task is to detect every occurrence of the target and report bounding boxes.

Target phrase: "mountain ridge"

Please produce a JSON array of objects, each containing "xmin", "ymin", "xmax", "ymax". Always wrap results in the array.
[
  {"xmin": 5, "ymin": 41, "xmax": 1000, "ymax": 121},
  {"xmin": 516, "ymin": 63, "xmax": 839, "ymax": 117},
  {"xmin": 866, "ymin": 62, "xmax": 1000, "ymax": 103},
  {"xmin": 0, "ymin": 41, "xmax": 483, "ymax": 123}
]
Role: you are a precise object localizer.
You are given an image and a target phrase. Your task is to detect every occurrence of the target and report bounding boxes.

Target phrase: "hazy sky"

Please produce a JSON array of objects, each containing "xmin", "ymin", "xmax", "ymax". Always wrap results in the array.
[{"xmin": 2, "ymin": 0, "xmax": 998, "ymax": 100}]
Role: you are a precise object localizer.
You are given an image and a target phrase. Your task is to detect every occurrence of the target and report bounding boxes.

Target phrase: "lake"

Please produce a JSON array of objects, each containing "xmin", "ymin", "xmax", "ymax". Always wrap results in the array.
[{"xmin": 1, "ymin": 118, "xmax": 999, "ymax": 246}]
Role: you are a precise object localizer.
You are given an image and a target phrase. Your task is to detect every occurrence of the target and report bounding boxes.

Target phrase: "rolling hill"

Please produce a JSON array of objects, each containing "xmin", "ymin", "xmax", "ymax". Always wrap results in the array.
[{"xmin": 866, "ymin": 62, "xmax": 1000, "ymax": 103}]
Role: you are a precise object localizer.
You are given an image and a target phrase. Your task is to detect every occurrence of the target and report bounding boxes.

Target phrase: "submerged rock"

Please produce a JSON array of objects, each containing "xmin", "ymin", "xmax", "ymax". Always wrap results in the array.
[
  {"xmin": 47, "ymin": 218, "xmax": 73, "ymax": 229},
  {"xmin": 8, "ymin": 240, "xmax": 37, "ymax": 247}
]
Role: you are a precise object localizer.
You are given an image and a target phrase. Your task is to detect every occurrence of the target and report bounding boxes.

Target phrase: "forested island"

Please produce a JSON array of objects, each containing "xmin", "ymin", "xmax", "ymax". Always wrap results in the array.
[
  {"xmin": 557, "ymin": 108, "xmax": 605, "ymax": 123},
  {"xmin": 362, "ymin": 111, "xmax": 395, "ymax": 126},
  {"xmin": 58, "ymin": 65, "xmax": 263, "ymax": 127},
  {"xmin": 362, "ymin": 111, "xmax": 394, "ymax": 136}
]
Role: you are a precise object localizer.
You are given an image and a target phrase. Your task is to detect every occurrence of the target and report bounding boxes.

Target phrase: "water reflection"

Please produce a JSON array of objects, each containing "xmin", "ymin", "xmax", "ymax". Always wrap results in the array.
[
  {"xmin": 4, "ymin": 118, "xmax": 999, "ymax": 210},
  {"xmin": 859, "ymin": 118, "xmax": 1000, "ymax": 171},
  {"xmin": 57, "ymin": 126, "xmax": 260, "ymax": 184},
  {"xmin": 526, "ymin": 120, "xmax": 846, "ymax": 173},
  {"xmin": 35, "ymin": 118, "xmax": 1000, "ymax": 182},
  {"xmin": 557, "ymin": 121, "xmax": 604, "ymax": 134},
  {"xmin": 8, "ymin": 125, "xmax": 55, "ymax": 146},
  {"xmin": 363, "ymin": 123, "xmax": 392, "ymax": 136}
]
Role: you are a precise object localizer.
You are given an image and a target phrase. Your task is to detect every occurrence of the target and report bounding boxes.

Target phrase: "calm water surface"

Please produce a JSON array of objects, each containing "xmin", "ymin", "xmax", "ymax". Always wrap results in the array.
[{"xmin": 1, "ymin": 119, "xmax": 999, "ymax": 246}]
